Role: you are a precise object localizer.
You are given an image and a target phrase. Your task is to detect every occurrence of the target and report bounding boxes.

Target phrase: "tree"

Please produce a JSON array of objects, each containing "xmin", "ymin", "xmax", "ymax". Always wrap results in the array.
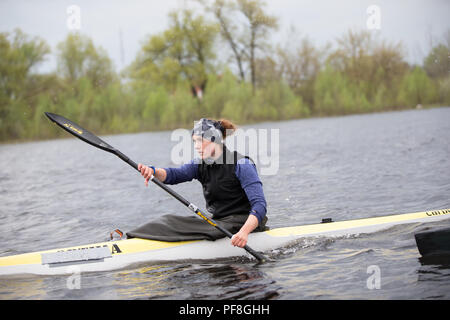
[
  {"xmin": 423, "ymin": 43, "xmax": 450, "ymax": 79},
  {"xmin": 201, "ymin": 0, "xmax": 247, "ymax": 81},
  {"xmin": 176, "ymin": 10, "xmax": 219, "ymax": 97},
  {"xmin": 199, "ymin": 0, "xmax": 278, "ymax": 91},
  {"xmin": 253, "ymin": 56, "xmax": 281, "ymax": 88},
  {"xmin": 0, "ymin": 29, "xmax": 50, "ymax": 140},
  {"xmin": 327, "ymin": 29, "xmax": 376, "ymax": 83},
  {"xmin": 128, "ymin": 9, "xmax": 219, "ymax": 97},
  {"xmin": 0, "ymin": 29, "xmax": 49, "ymax": 104},
  {"xmin": 397, "ymin": 66, "xmax": 437, "ymax": 107},
  {"xmin": 326, "ymin": 29, "xmax": 408, "ymax": 107},
  {"xmin": 237, "ymin": 0, "xmax": 278, "ymax": 91},
  {"xmin": 277, "ymin": 27, "xmax": 326, "ymax": 107},
  {"xmin": 56, "ymin": 33, "xmax": 116, "ymax": 88}
]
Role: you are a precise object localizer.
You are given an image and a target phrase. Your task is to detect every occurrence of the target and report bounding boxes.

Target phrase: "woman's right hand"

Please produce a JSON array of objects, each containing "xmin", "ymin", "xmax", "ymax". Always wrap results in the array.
[{"xmin": 138, "ymin": 163, "xmax": 155, "ymax": 187}]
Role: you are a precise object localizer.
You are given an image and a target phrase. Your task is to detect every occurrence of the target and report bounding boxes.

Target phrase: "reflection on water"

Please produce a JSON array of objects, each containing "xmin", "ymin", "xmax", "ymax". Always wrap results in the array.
[
  {"xmin": 114, "ymin": 264, "xmax": 189, "ymax": 299},
  {"xmin": 113, "ymin": 263, "xmax": 280, "ymax": 300},
  {"xmin": 418, "ymin": 255, "xmax": 450, "ymax": 268},
  {"xmin": 0, "ymin": 277, "xmax": 46, "ymax": 300},
  {"xmin": 416, "ymin": 255, "xmax": 450, "ymax": 299}
]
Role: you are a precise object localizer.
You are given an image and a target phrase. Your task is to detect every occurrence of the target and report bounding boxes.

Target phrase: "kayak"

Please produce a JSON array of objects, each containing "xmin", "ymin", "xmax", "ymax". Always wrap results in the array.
[{"xmin": 1, "ymin": 208, "xmax": 449, "ymax": 276}]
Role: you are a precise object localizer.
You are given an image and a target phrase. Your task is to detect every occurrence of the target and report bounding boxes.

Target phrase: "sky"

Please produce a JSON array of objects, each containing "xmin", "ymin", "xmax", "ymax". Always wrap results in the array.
[{"xmin": 0, "ymin": 0, "xmax": 449, "ymax": 73}]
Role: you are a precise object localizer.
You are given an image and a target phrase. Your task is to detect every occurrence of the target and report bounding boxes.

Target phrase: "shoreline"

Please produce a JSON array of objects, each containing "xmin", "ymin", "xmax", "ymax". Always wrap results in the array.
[{"xmin": 1, "ymin": 104, "xmax": 448, "ymax": 146}]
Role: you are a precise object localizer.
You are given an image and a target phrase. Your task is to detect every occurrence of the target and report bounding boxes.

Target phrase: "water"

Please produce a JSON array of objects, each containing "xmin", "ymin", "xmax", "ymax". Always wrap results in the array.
[{"xmin": 0, "ymin": 107, "xmax": 449, "ymax": 300}]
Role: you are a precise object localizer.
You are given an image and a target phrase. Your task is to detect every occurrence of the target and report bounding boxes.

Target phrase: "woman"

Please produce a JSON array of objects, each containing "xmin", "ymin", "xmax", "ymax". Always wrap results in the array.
[{"xmin": 126, "ymin": 118, "xmax": 268, "ymax": 248}]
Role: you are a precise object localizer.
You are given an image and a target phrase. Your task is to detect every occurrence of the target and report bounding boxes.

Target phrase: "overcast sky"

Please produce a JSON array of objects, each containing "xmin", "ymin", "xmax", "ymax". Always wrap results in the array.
[{"xmin": 1, "ymin": 0, "xmax": 449, "ymax": 73}]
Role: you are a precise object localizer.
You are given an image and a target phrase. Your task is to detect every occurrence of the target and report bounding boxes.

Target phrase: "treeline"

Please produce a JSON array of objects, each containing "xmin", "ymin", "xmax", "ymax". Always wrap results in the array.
[{"xmin": 1, "ymin": 0, "xmax": 449, "ymax": 142}]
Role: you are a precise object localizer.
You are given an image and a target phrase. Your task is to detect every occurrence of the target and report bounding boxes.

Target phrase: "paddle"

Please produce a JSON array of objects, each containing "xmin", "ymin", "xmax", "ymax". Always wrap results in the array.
[{"xmin": 44, "ymin": 112, "xmax": 266, "ymax": 262}]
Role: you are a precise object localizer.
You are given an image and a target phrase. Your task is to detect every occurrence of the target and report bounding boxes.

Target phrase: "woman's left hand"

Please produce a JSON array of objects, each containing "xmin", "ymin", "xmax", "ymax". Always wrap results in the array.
[{"xmin": 231, "ymin": 230, "xmax": 249, "ymax": 248}]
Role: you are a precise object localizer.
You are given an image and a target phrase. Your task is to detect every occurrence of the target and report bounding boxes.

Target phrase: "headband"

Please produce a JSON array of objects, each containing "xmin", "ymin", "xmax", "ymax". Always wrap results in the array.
[{"xmin": 192, "ymin": 118, "xmax": 224, "ymax": 143}]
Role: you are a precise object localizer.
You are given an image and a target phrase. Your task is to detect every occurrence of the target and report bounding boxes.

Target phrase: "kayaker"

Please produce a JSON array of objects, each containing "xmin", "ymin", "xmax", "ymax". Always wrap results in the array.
[{"xmin": 126, "ymin": 118, "xmax": 268, "ymax": 248}]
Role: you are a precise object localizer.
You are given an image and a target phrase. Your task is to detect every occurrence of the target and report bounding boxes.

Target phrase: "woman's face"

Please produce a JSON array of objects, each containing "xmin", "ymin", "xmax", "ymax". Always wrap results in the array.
[{"xmin": 193, "ymin": 135, "xmax": 216, "ymax": 159}]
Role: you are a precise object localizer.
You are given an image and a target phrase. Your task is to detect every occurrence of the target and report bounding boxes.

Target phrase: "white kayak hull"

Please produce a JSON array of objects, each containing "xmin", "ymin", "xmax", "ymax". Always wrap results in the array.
[{"xmin": 1, "ymin": 208, "xmax": 449, "ymax": 276}]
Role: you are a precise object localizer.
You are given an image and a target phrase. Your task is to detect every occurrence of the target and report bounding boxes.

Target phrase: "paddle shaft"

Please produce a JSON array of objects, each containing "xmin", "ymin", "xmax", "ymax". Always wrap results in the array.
[
  {"xmin": 44, "ymin": 112, "xmax": 265, "ymax": 262},
  {"xmin": 115, "ymin": 149, "xmax": 265, "ymax": 262}
]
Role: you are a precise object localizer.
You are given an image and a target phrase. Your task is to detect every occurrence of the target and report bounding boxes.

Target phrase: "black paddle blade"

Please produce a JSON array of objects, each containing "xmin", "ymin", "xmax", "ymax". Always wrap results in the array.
[
  {"xmin": 44, "ymin": 112, "xmax": 115, "ymax": 153},
  {"xmin": 415, "ymin": 227, "xmax": 450, "ymax": 257}
]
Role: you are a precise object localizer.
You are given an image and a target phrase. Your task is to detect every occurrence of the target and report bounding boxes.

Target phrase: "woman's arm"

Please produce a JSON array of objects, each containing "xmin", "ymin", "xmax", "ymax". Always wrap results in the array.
[
  {"xmin": 235, "ymin": 158, "xmax": 267, "ymax": 223},
  {"xmin": 231, "ymin": 214, "xmax": 259, "ymax": 248},
  {"xmin": 232, "ymin": 158, "xmax": 268, "ymax": 248},
  {"xmin": 138, "ymin": 161, "xmax": 198, "ymax": 186}
]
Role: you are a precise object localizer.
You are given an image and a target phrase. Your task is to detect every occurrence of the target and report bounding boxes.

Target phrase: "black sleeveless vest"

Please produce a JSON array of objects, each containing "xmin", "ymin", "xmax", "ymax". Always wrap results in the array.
[{"xmin": 197, "ymin": 146, "xmax": 252, "ymax": 219}]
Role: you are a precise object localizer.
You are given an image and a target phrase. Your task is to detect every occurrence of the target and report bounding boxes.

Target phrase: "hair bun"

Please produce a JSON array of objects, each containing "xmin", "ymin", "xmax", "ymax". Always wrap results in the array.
[{"xmin": 218, "ymin": 119, "xmax": 236, "ymax": 139}]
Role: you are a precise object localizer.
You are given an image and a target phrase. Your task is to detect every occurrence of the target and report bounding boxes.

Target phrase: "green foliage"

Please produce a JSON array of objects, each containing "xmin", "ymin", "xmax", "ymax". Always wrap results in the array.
[
  {"xmin": 423, "ymin": 44, "xmax": 450, "ymax": 79},
  {"xmin": 253, "ymin": 81, "xmax": 310, "ymax": 120},
  {"xmin": 437, "ymin": 76, "xmax": 450, "ymax": 105},
  {"xmin": 0, "ymin": 29, "xmax": 50, "ymax": 141},
  {"xmin": 203, "ymin": 69, "xmax": 253, "ymax": 121},
  {"xmin": 127, "ymin": 9, "xmax": 219, "ymax": 93},
  {"xmin": 397, "ymin": 67, "xmax": 438, "ymax": 107},
  {"xmin": 314, "ymin": 65, "xmax": 355, "ymax": 115},
  {"xmin": 143, "ymin": 86, "xmax": 169, "ymax": 127},
  {"xmin": 0, "ymin": 24, "xmax": 449, "ymax": 143},
  {"xmin": 56, "ymin": 33, "xmax": 116, "ymax": 88}
]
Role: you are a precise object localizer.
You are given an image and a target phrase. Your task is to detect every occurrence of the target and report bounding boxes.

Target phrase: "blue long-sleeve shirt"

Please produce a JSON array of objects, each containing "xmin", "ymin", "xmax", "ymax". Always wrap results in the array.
[{"xmin": 162, "ymin": 158, "xmax": 267, "ymax": 224}]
